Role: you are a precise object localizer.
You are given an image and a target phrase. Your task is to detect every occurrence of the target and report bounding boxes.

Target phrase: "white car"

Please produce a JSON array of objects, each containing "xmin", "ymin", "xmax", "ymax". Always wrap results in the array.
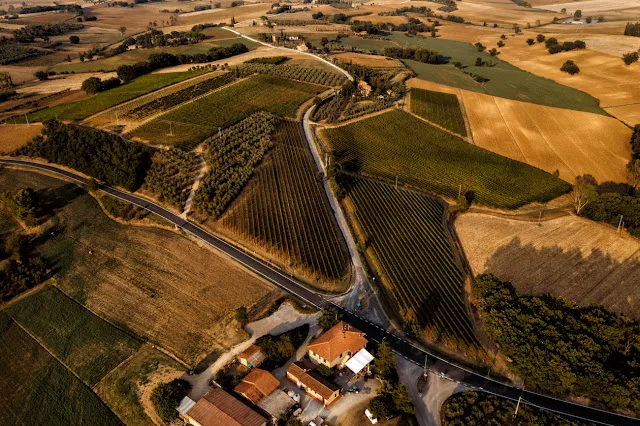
[{"xmin": 365, "ymin": 409, "xmax": 378, "ymax": 424}]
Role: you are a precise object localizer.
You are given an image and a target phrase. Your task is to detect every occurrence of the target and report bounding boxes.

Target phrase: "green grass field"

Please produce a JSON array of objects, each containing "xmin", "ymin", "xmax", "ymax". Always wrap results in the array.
[
  {"xmin": 24, "ymin": 71, "xmax": 206, "ymax": 122},
  {"xmin": 343, "ymin": 176, "xmax": 478, "ymax": 349},
  {"xmin": 341, "ymin": 33, "xmax": 605, "ymax": 115},
  {"xmin": 5, "ymin": 286, "xmax": 141, "ymax": 386},
  {"xmin": 50, "ymin": 38, "xmax": 258, "ymax": 73},
  {"xmin": 410, "ymin": 88, "xmax": 467, "ymax": 136},
  {"xmin": 130, "ymin": 74, "xmax": 325, "ymax": 148},
  {"xmin": 0, "ymin": 312, "xmax": 124, "ymax": 426},
  {"xmin": 322, "ymin": 109, "xmax": 571, "ymax": 208}
]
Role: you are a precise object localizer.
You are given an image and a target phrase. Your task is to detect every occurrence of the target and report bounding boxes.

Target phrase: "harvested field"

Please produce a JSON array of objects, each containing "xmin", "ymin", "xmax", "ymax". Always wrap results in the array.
[
  {"xmin": 456, "ymin": 213, "xmax": 640, "ymax": 318},
  {"xmin": 0, "ymin": 169, "xmax": 274, "ymax": 365},
  {"xmin": 130, "ymin": 74, "xmax": 324, "ymax": 148},
  {"xmin": 452, "ymin": 0, "xmax": 563, "ymax": 26},
  {"xmin": 460, "ymin": 89, "xmax": 632, "ymax": 184},
  {"xmin": 0, "ymin": 124, "xmax": 43, "ymax": 153},
  {"xmin": 321, "ymin": 109, "xmax": 571, "ymax": 209},
  {"xmin": 534, "ymin": 0, "xmax": 640, "ymax": 21},
  {"xmin": 16, "ymin": 72, "xmax": 118, "ymax": 94},
  {"xmin": 95, "ymin": 344, "xmax": 184, "ymax": 426},
  {"xmin": 5, "ymin": 285, "xmax": 142, "ymax": 386},
  {"xmin": 333, "ymin": 52, "xmax": 404, "ymax": 68},
  {"xmin": 0, "ymin": 312, "xmax": 123, "ymax": 426}
]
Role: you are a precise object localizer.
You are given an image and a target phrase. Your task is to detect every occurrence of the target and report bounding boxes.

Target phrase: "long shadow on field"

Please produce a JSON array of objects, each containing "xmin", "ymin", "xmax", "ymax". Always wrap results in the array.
[
  {"xmin": 36, "ymin": 183, "xmax": 84, "ymax": 216},
  {"xmin": 483, "ymin": 237, "xmax": 640, "ymax": 319}
]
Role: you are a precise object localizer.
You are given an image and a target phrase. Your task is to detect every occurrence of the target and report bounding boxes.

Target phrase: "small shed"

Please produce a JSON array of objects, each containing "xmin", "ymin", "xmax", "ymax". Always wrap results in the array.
[
  {"xmin": 238, "ymin": 345, "xmax": 266, "ymax": 368},
  {"xmin": 345, "ymin": 348, "xmax": 374, "ymax": 375}
]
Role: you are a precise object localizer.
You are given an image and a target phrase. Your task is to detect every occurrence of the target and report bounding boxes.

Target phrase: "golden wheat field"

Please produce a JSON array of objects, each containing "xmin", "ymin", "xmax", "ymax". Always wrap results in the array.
[
  {"xmin": 406, "ymin": 78, "xmax": 632, "ymax": 184},
  {"xmin": 456, "ymin": 213, "xmax": 640, "ymax": 319},
  {"xmin": 0, "ymin": 124, "xmax": 43, "ymax": 153}
]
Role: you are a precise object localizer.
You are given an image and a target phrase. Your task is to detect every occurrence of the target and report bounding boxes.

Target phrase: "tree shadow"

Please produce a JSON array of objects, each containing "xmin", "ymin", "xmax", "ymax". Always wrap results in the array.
[
  {"xmin": 36, "ymin": 183, "xmax": 84, "ymax": 216},
  {"xmin": 483, "ymin": 236, "xmax": 640, "ymax": 318}
]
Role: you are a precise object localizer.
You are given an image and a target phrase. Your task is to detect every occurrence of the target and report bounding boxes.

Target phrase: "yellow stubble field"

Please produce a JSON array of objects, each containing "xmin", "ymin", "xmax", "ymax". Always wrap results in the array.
[{"xmin": 456, "ymin": 213, "xmax": 640, "ymax": 319}]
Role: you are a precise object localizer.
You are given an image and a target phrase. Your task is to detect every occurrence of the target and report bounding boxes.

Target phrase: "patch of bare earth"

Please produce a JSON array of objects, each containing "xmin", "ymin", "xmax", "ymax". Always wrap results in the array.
[{"xmin": 0, "ymin": 124, "xmax": 43, "ymax": 153}]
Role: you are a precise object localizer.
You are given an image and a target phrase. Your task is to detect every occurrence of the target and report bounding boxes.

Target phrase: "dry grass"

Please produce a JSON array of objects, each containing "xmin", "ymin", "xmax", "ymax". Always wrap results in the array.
[
  {"xmin": 407, "ymin": 78, "xmax": 632, "ymax": 184},
  {"xmin": 15, "ymin": 72, "xmax": 118, "ymax": 94},
  {"xmin": 456, "ymin": 213, "xmax": 640, "ymax": 319},
  {"xmin": 0, "ymin": 124, "xmax": 43, "ymax": 153},
  {"xmin": 533, "ymin": 0, "xmax": 640, "ymax": 20},
  {"xmin": 333, "ymin": 52, "xmax": 404, "ymax": 68}
]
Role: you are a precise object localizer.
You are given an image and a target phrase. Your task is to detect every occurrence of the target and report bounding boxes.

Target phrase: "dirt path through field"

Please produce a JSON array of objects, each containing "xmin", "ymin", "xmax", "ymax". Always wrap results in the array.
[{"xmin": 181, "ymin": 158, "xmax": 207, "ymax": 218}]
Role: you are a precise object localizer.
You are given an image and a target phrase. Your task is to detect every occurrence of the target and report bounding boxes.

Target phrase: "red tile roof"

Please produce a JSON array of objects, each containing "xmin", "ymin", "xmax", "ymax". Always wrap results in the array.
[
  {"xmin": 234, "ymin": 368, "xmax": 280, "ymax": 404},
  {"xmin": 287, "ymin": 362, "xmax": 340, "ymax": 401},
  {"xmin": 307, "ymin": 321, "xmax": 367, "ymax": 362},
  {"xmin": 188, "ymin": 388, "xmax": 267, "ymax": 426}
]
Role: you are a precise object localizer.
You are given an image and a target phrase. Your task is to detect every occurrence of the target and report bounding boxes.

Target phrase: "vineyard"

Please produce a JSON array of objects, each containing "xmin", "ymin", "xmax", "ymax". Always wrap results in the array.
[
  {"xmin": 410, "ymin": 88, "xmax": 467, "ymax": 136},
  {"xmin": 123, "ymin": 72, "xmax": 236, "ymax": 121},
  {"xmin": 341, "ymin": 176, "xmax": 478, "ymax": 349},
  {"xmin": 238, "ymin": 63, "xmax": 347, "ymax": 87},
  {"xmin": 130, "ymin": 75, "xmax": 325, "ymax": 149},
  {"xmin": 143, "ymin": 149, "xmax": 201, "ymax": 209},
  {"xmin": 218, "ymin": 121, "xmax": 350, "ymax": 291},
  {"xmin": 194, "ymin": 112, "xmax": 279, "ymax": 217},
  {"xmin": 322, "ymin": 110, "xmax": 571, "ymax": 209}
]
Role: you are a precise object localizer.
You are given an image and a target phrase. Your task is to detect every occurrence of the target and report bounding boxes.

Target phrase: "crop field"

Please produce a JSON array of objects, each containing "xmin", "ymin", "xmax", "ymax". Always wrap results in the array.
[
  {"xmin": 342, "ymin": 32, "xmax": 606, "ymax": 115},
  {"xmin": 239, "ymin": 63, "xmax": 347, "ymax": 87},
  {"xmin": 219, "ymin": 121, "xmax": 350, "ymax": 291},
  {"xmin": 130, "ymin": 75, "xmax": 325, "ymax": 148},
  {"xmin": 24, "ymin": 71, "xmax": 206, "ymax": 122},
  {"xmin": 95, "ymin": 344, "xmax": 184, "ymax": 426},
  {"xmin": 342, "ymin": 176, "xmax": 478, "ymax": 348},
  {"xmin": 0, "ymin": 169, "xmax": 274, "ymax": 365},
  {"xmin": 455, "ymin": 213, "xmax": 640, "ymax": 319},
  {"xmin": 451, "ymin": 0, "xmax": 561, "ymax": 26},
  {"xmin": 5, "ymin": 286, "xmax": 142, "ymax": 386},
  {"xmin": 533, "ymin": 0, "xmax": 640, "ymax": 21},
  {"xmin": 409, "ymin": 88, "xmax": 467, "ymax": 136},
  {"xmin": 321, "ymin": 110, "xmax": 571, "ymax": 209},
  {"xmin": 333, "ymin": 52, "xmax": 404, "ymax": 69},
  {"xmin": 0, "ymin": 313, "xmax": 123, "ymax": 426},
  {"xmin": 0, "ymin": 124, "xmax": 43, "ymax": 153},
  {"xmin": 461, "ymin": 89, "xmax": 632, "ymax": 184}
]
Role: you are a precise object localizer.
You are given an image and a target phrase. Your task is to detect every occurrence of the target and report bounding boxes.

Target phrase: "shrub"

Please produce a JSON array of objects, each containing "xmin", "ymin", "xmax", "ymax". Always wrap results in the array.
[
  {"xmin": 34, "ymin": 71, "xmax": 48, "ymax": 81},
  {"xmin": 69, "ymin": 35, "xmax": 80, "ymax": 44},
  {"xmin": 623, "ymin": 52, "xmax": 639, "ymax": 65},
  {"xmin": 536, "ymin": 34, "xmax": 545, "ymax": 43},
  {"xmin": 560, "ymin": 59, "xmax": 579, "ymax": 74},
  {"xmin": 235, "ymin": 306, "xmax": 248, "ymax": 326},
  {"xmin": 526, "ymin": 38, "xmax": 535, "ymax": 45},
  {"xmin": 81, "ymin": 76, "xmax": 102, "ymax": 94},
  {"xmin": 151, "ymin": 379, "xmax": 191, "ymax": 423}
]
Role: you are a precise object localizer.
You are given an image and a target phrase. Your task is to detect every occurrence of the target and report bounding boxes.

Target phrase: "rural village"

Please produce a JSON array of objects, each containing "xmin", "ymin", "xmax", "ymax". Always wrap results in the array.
[{"xmin": 0, "ymin": 0, "xmax": 639, "ymax": 424}]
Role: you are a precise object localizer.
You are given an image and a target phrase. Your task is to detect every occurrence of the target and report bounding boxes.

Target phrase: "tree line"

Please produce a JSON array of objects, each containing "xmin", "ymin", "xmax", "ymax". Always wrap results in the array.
[
  {"xmin": 383, "ymin": 46, "xmax": 445, "ymax": 64},
  {"xmin": 624, "ymin": 22, "xmax": 640, "ymax": 37},
  {"xmin": 13, "ymin": 23, "xmax": 84, "ymax": 43},
  {"xmin": 16, "ymin": 121, "xmax": 152, "ymax": 192},
  {"xmin": 475, "ymin": 274, "xmax": 640, "ymax": 415},
  {"xmin": 545, "ymin": 37, "xmax": 586, "ymax": 54}
]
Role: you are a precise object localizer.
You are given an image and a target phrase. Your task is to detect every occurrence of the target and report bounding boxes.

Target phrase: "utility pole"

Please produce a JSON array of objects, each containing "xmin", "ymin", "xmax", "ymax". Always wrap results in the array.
[
  {"xmin": 395, "ymin": 175, "xmax": 398, "ymax": 190},
  {"xmin": 24, "ymin": 113, "xmax": 29, "ymax": 126},
  {"xmin": 538, "ymin": 210, "xmax": 543, "ymax": 226},
  {"xmin": 458, "ymin": 184, "xmax": 462, "ymax": 198},
  {"xmin": 168, "ymin": 122, "xmax": 173, "ymax": 137},
  {"xmin": 423, "ymin": 354, "xmax": 428, "ymax": 376},
  {"xmin": 218, "ymin": 127, "xmax": 222, "ymax": 139},
  {"xmin": 115, "ymin": 112, "xmax": 119, "ymax": 126},
  {"xmin": 617, "ymin": 215, "xmax": 624, "ymax": 233},
  {"xmin": 513, "ymin": 396, "xmax": 522, "ymax": 418}
]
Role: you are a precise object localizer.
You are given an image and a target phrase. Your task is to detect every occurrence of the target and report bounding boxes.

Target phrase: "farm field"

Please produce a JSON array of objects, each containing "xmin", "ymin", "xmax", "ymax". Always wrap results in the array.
[
  {"xmin": 455, "ymin": 213, "xmax": 640, "ymax": 319},
  {"xmin": 0, "ymin": 124, "xmax": 43, "ymax": 153},
  {"xmin": 409, "ymin": 88, "xmax": 467, "ymax": 136},
  {"xmin": 342, "ymin": 32, "xmax": 606, "ymax": 115},
  {"xmin": 533, "ymin": 0, "xmax": 640, "ymax": 21},
  {"xmin": 0, "ymin": 313, "xmax": 123, "ymax": 426},
  {"xmin": 23, "ymin": 71, "xmax": 206, "ymax": 122},
  {"xmin": 333, "ymin": 52, "xmax": 404, "ymax": 69},
  {"xmin": 0, "ymin": 169, "xmax": 274, "ymax": 365},
  {"xmin": 459, "ymin": 88, "xmax": 632, "ymax": 184},
  {"xmin": 95, "ymin": 344, "xmax": 184, "ymax": 426},
  {"xmin": 341, "ymin": 176, "xmax": 478, "ymax": 349},
  {"xmin": 4, "ymin": 286, "xmax": 142, "ymax": 386},
  {"xmin": 130, "ymin": 74, "xmax": 325, "ymax": 148},
  {"xmin": 321, "ymin": 109, "xmax": 571, "ymax": 209},
  {"xmin": 217, "ymin": 121, "xmax": 350, "ymax": 292}
]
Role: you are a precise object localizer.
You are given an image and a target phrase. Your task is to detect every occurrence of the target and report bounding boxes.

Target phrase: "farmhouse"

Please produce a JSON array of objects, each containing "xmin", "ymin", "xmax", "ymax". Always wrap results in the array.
[
  {"xmin": 178, "ymin": 388, "xmax": 268, "ymax": 426},
  {"xmin": 287, "ymin": 360, "xmax": 341, "ymax": 406},
  {"xmin": 237, "ymin": 345, "xmax": 266, "ymax": 368},
  {"xmin": 357, "ymin": 80, "xmax": 372, "ymax": 97},
  {"xmin": 307, "ymin": 321, "xmax": 368, "ymax": 368},
  {"xmin": 234, "ymin": 368, "xmax": 280, "ymax": 405},
  {"xmin": 297, "ymin": 43, "xmax": 309, "ymax": 52}
]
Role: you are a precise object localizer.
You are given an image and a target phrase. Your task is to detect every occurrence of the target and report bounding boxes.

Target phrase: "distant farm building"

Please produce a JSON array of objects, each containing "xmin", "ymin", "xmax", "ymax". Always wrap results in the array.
[
  {"xmin": 237, "ymin": 345, "xmax": 266, "ymax": 368},
  {"xmin": 297, "ymin": 43, "xmax": 309, "ymax": 52},
  {"xmin": 357, "ymin": 80, "xmax": 372, "ymax": 97}
]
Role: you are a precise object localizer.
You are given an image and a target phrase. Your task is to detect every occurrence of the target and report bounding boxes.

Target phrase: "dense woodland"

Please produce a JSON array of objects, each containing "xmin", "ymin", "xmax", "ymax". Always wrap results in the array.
[
  {"xmin": 581, "ymin": 193, "xmax": 640, "ymax": 237},
  {"xmin": 442, "ymin": 391, "xmax": 592, "ymax": 425},
  {"xmin": 384, "ymin": 46, "xmax": 445, "ymax": 64},
  {"xmin": 475, "ymin": 274, "xmax": 640, "ymax": 414},
  {"xmin": 16, "ymin": 121, "xmax": 152, "ymax": 192},
  {"xmin": 193, "ymin": 112, "xmax": 279, "ymax": 218},
  {"xmin": 13, "ymin": 23, "xmax": 84, "ymax": 43},
  {"xmin": 0, "ymin": 38, "xmax": 44, "ymax": 65}
]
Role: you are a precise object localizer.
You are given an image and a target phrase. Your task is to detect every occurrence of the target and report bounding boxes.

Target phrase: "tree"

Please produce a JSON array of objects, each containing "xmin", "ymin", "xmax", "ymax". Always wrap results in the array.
[
  {"xmin": 69, "ymin": 35, "xmax": 79, "ymax": 44},
  {"xmin": 373, "ymin": 340, "xmax": 396, "ymax": 380},
  {"xmin": 10, "ymin": 187, "xmax": 39, "ymax": 221},
  {"xmin": 571, "ymin": 175, "xmax": 597, "ymax": 214},
  {"xmin": 86, "ymin": 178, "xmax": 99, "ymax": 192},
  {"xmin": 119, "ymin": 26, "xmax": 126, "ymax": 38},
  {"xmin": 627, "ymin": 159, "xmax": 640, "ymax": 190},
  {"xmin": 560, "ymin": 59, "xmax": 580, "ymax": 75},
  {"xmin": 34, "ymin": 71, "xmax": 48, "ymax": 81},
  {"xmin": 392, "ymin": 384, "xmax": 415, "ymax": 415},
  {"xmin": 512, "ymin": 23, "xmax": 521, "ymax": 34},
  {"xmin": 536, "ymin": 34, "xmax": 545, "ymax": 43},
  {"xmin": 474, "ymin": 42, "xmax": 485, "ymax": 52},
  {"xmin": 151, "ymin": 379, "xmax": 191, "ymax": 423},
  {"xmin": 488, "ymin": 48, "xmax": 499, "ymax": 56},
  {"xmin": 235, "ymin": 306, "xmax": 248, "ymax": 326},
  {"xmin": 475, "ymin": 57, "xmax": 483, "ymax": 66},
  {"xmin": 574, "ymin": 9, "xmax": 582, "ymax": 18},
  {"xmin": 318, "ymin": 306, "xmax": 341, "ymax": 330},
  {"xmin": 526, "ymin": 38, "xmax": 535, "ymax": 46},
  {"xmin": 456, "ymin": 195, "xmax": 469, "ymax": 211},
  {"xmin": 623, "ymin": 52, "xmax": 639, "ymax": 65},
  {"xmin": 497, "ymin": 40, "xmax": 505, "ymax": 47},
  {"xmin": 560, "ymin": 7, "xmax": 566, "ymax": 13},
  {"xmin": 81, "ymin": 76, "xmax": 102, "ymax": 94}
]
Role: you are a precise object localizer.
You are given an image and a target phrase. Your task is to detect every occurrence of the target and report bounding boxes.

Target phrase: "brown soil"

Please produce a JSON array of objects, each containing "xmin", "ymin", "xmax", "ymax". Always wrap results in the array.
[{"xmin": 0, "ymin": 124, "xmax": 43, "ymax": 153}]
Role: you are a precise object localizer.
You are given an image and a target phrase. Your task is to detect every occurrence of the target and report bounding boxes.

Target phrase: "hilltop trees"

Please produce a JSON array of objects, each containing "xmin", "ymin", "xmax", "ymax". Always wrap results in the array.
[
  {"xmin": 560, "ymin": 59, "xmax": 580, "ymax": 74},
  {"xmin": 624, "ymin": 22, "xmax": 640, "ymax": 37}
]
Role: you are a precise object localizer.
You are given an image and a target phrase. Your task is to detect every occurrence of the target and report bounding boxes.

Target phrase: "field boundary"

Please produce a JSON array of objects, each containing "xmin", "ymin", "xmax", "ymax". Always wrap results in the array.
[{"xmin": 406, "ymin": 110, "xmax": 472, "ymax": 143}]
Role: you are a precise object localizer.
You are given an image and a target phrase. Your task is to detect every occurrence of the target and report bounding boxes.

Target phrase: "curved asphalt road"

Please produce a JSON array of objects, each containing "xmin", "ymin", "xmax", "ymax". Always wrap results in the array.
[{"xmin": 3, "ymin": 158, "xmax": 637, "ymax": 426}]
